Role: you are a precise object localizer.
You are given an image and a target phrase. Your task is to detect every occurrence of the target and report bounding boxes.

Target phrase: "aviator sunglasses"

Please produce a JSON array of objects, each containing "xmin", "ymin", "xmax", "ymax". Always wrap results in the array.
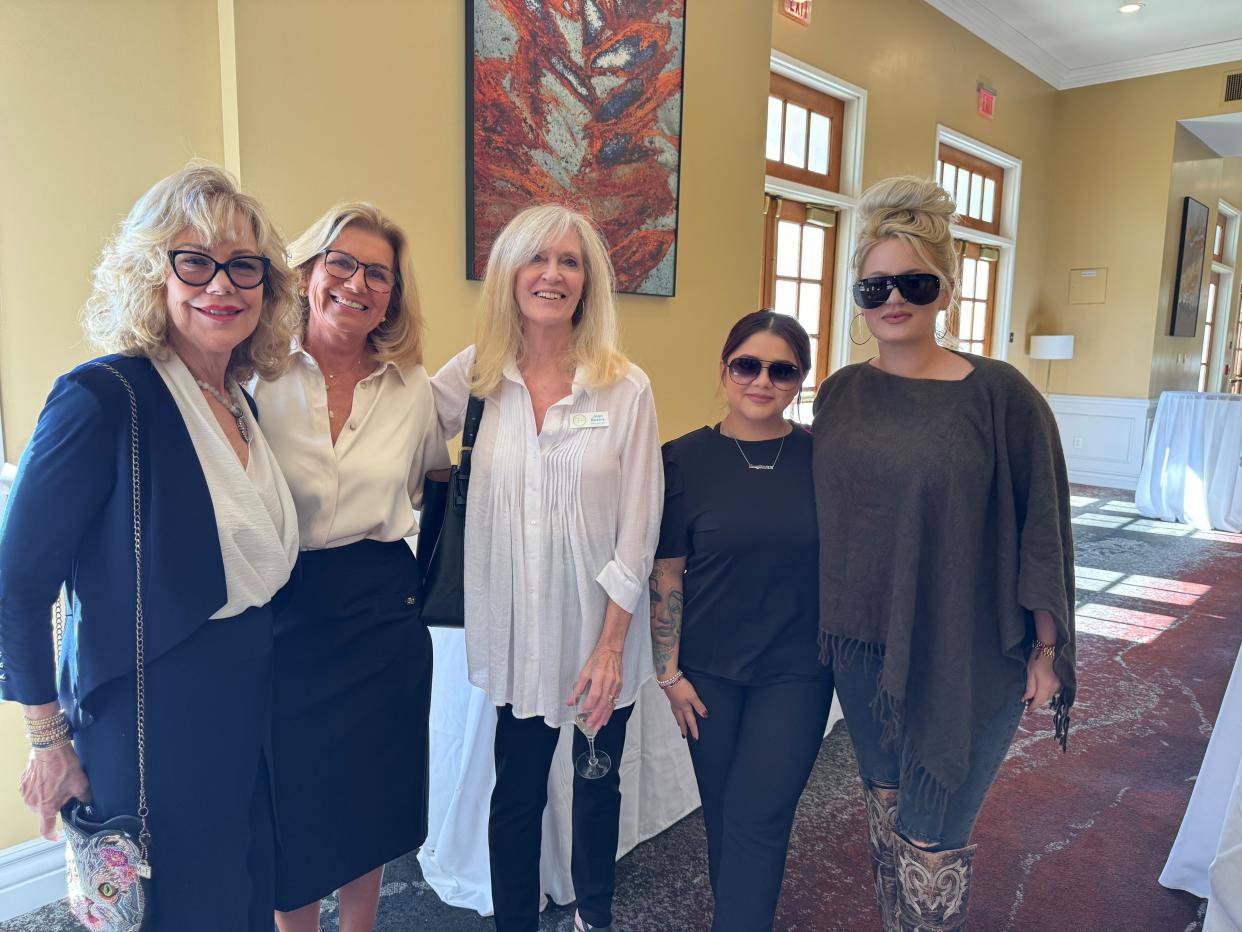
[
  {"xmin": 727, "ymin": 356, "xmax": 803, "ymax": 391},
  {"xmin": 852, "ymin": 273, "xmax": 941, "ymax": 309}
]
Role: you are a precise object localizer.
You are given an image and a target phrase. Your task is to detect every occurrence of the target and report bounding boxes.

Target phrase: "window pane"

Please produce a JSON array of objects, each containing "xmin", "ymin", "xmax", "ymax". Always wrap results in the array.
[
  {"xmin": 961, "ymin": 257, "xmax": 977, "ymax": 299},
  {"xmin": 1206, "ymin": 282, "xmax": 1218, "ymax": 324},
  {"xmin": 807, "ymin": 113, "xmax": 830, "ymax": 174},
  {"xmin": 1215, "ymin": 224, "xmax": 1224, "ymax": 257},
  {"xmin": 800, "ymin": 224, "xmax": 825, "ymax": 280},
  {"xmin": 969, "ymin": 173, "xmax": 984, "ymax": 219},
  {"xmin": 975, "ymin": 257, "xmax": 990, "ymax": 297},
  {"xmin": 774, "ymin": 279, "xmax": 798, "ymax": 317},
  {"xmin": 958, "ymin": 302, "xmax": 974, "ymax": 340},
  {"xmin": 1201, "ymin": 323, "xmax": 1213, "ymax": 366},
  {"xmin": 954, "ymin": 167, "xmax": 971, "ymax": 214},
  {"xmin": 972, "ymin": 305, "xmax": 987, "ymax": 342},
  {"xmin": 936, "ymin": 160, "xmax": 944, "ymax": 187},
  {"xmin": 804, "ymin": 336, "xmax": 818, "ymax": 387},
  {"xmin": 776, "ymin": 221, "xmax": 801, "ymax": 278},
  {"xmin": 783, "ymin": 103, "xmax": 807, "ymax": 169},
  {"xmin": 941, "ymin": 163, "xmax": 956, "ymax": 201},
  {"xmin": 766, "ymin": 97, "xmax": 783, "ymax": 161},
  {"xmin": 982, "ymin": 177, "xmax": 997, "ymax": 224},
  {"xmin": 798, "ymin": 282, "xmax": 821, "ymax": 334}
]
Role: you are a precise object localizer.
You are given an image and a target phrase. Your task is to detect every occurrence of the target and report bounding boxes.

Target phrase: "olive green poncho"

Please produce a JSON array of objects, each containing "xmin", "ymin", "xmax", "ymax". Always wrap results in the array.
[{"xmin": 812, "ymin": 353, "xmax": 1076, "ymax": 815}]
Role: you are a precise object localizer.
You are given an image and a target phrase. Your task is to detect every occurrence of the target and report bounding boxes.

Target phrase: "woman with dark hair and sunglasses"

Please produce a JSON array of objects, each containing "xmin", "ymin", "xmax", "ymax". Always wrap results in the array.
[
  {"xmin": 812, "ymin": 176, "xmax": 1076, "ymax": 931},
  {"xmin": 648, "ymin": 310, "xmax": 833, "ymax": 932},
  {"xmin": 251, "ymin": 203, "xmax": 449, "ymax": 932}
]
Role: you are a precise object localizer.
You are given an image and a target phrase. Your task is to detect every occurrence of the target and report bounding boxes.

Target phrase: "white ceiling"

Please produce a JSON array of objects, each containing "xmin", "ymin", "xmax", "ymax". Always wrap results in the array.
[
  {"xmin": 922, "ymin": 0, "xmax": 1242, "ymax": 90},
  {"xmin": 1182, "ymin": 113, "xmax": 1242, "ymax": 157}
]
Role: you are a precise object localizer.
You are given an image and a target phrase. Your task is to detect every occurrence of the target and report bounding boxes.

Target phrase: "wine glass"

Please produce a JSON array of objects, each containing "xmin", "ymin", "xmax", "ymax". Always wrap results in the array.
[{"xmin": 574, "ymin": 701, "xmax": 611, "ymax": 780}]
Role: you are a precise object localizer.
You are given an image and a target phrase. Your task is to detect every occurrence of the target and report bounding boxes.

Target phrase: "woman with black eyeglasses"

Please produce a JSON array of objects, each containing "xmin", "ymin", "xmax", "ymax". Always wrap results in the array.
[
  {"xmin": 251, "ymin": 203, "xmax": 449, "ymax": 932},
  {"xmin": 813, "ymin": 177, "xmax": 1075, "ymax": 931},
  {"xmin": 648, "ymin": 310, "xmax": 833, "ymax": 932}
]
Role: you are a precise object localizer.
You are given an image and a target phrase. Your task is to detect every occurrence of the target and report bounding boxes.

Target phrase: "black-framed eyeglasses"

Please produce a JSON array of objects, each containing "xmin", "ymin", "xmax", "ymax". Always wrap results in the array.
[
  {"xmin": 322, "ymin": 250, "xmax": 395, "ymax": 294},
  {"xmin": 852, "ymin": 273, "xmax": 941, "ymax": 309},
  {"xmin": 726, "ymin": 356, "xmax": 803, "ymax": 391},
  {"xmin": 168, "ymin": 250, "xmax": 270, "ymax": 289}
]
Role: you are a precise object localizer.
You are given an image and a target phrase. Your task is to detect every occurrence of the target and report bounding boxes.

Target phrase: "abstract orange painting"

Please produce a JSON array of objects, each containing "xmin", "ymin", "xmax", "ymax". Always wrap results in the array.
[{"xmin": 468, "ymin": 0, "xmax": 686, "ymax": 296}]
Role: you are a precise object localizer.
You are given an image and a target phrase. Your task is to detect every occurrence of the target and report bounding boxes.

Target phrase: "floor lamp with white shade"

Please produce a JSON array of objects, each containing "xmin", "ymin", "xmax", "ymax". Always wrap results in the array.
[{"xmin": 1029, "ymin": 335, "xmax": 1075, "ymax": 395}]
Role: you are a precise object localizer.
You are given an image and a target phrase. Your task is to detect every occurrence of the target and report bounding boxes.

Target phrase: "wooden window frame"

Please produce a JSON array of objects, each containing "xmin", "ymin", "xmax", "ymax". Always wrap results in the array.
[
  {"xmin": 938, "ymin": 143, "xmax": 1004, "ymax": 236},
  {"xmin": 947, "ymin": 240, "xmax": 999, "ymax": 356},
  {"xmin": 761, "ymin": 197, "xmax": 838, "ymax": 385},
  {"xmin": 766, "ymin": 73, "xmax": 844, "ymax": 193}
]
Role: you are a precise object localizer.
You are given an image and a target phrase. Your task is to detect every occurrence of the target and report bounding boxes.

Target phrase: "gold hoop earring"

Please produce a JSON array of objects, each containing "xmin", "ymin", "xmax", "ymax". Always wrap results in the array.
[{"xmin": 849, "ymin": 311, "xmax": 872, "ymax": 346}]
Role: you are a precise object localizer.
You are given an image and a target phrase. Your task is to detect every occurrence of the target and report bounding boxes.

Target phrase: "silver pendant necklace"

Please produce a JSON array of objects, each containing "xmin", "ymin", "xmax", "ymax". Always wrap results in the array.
[
  {"xmin": 196, "ymin": 378, "xmax": 251, "ymax": 444},
  {"xmin": 731, "ymin": 432, "xmax": 785, "ymax": 470}
]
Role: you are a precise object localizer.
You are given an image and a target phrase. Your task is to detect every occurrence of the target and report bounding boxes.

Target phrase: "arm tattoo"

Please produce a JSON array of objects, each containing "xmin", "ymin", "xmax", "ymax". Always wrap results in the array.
[{"xmin": 650, "ymin": 563, "xmax": 684, "ymax": 675}]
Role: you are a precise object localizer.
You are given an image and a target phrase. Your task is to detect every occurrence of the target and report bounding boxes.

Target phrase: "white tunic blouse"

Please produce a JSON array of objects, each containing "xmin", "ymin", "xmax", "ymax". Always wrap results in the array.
[
  {"xmin": 431, "ymin": 346, "xmax": 662, "ymax": 727},
  {"xmin": 252, "ymin": 348, "xmax": 450, "ymax": 551},
  {"xmin": 152, "ymin": 353, "xmax": 299, "ymax": 620}
]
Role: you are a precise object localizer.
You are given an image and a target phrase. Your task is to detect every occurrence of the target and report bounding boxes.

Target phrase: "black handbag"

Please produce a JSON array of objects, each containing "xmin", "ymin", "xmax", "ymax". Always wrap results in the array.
[
  {"xmin": 61, "ymin": 362, "xmax": 152, "ymax": 932},
  {"xmin": 417, "ymin": 395, "xmax": 485, "ymax": 627}
]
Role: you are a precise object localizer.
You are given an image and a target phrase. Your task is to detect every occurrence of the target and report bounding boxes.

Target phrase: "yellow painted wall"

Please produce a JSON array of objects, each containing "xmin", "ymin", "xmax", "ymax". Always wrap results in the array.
[
  {"xmin": 771, "ymin": 0, "xmax": 1060, "ymax": 374},
  {"xmin": 1041, "ymin": 62, "xmax": 1242, "ymax": 398},
  {"xmin": 0, "ymin": 0, "xmax": 224, "ymax": 849},
  {"xmin": 230, "ymin": 0, "xmax": 772, "ymax": 445}
]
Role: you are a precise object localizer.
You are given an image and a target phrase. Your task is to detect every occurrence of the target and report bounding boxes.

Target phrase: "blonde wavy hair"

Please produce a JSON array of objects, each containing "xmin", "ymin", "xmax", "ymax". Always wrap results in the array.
[
  {"xmin": 81, "ymin": 162, "xmax": 300, "ymax": 382},
  {"xmin": 852, "ymin": 175, "xmax": 961, "ymax": 311},
  {"xmin": 471, "ymin": 204, "xmax": 628, "ymax": 398},
  {"xmin": 287, "ymin": 203, "xmax": 424, "ymax": 368}
]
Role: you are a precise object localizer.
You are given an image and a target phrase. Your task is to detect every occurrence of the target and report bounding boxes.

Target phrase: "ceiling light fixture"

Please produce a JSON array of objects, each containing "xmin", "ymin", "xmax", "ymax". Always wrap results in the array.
[{"xmin": 1118, "ymin": 2, "xmax": 1143, "ymax": 12}]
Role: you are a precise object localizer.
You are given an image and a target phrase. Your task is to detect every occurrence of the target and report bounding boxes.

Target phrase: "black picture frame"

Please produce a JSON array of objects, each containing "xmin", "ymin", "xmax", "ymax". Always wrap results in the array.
[{"xmin": 1169, "ymin": 196, "xmax": 1210, "ymax": 338}]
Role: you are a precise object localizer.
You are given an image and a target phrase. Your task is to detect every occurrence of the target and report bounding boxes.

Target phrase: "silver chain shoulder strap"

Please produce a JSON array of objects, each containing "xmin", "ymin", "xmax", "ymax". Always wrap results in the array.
[{"xmin": 95, "ymin": 362, "xmax": 152, "ymax": 871}]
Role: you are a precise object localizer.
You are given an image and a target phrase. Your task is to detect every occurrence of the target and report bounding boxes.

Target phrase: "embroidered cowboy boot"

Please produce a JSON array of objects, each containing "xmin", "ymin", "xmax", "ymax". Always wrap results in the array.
[
  {"xmin": 892, "ymin": 834, "xmax": 977, "ymax": 931},
  {"xmin": 862, "ymin": 781, "xmax": 900, "ymax": 930}
]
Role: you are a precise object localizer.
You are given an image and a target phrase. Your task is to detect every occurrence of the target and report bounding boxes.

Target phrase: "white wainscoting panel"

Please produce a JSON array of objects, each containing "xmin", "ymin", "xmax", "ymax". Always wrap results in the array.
[
  {"xmin": 0, "ymin": 837, "xmax": 65, "ymax": 921},
  {"xmin": 1047, "ymin": 395, "xmax": 1157, "ymax": 491}
]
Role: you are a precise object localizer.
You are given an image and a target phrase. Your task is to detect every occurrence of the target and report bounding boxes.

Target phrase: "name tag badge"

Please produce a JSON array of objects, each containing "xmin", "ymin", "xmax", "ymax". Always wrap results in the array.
[{"xmin": 569, "ymin": 412, "xmax": 610, "ymax": 429}]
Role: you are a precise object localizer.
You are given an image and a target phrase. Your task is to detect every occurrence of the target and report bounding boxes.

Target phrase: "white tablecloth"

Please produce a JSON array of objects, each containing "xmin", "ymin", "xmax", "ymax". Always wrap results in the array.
[
  {"xmin": 1136, "ymin": 392, "xmax": 1242, "ymax": 532},
  {"xmin": 417, "ymin": 627, "xmax": 701, "ymax": 915},
  {"xmin": 1160, "ymin": 642, "xmax": 1242, "ymax": 930}
]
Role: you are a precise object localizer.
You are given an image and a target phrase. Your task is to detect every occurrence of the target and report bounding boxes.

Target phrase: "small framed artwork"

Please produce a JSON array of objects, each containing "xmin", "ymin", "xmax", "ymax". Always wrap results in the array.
[
  {"xmin": 466, "ymin": 0, "xmax": 687, "ymax": 296},
  {"xmin": 1169, "ymin": 197, "xmax": 1210, "ymax": 337}
]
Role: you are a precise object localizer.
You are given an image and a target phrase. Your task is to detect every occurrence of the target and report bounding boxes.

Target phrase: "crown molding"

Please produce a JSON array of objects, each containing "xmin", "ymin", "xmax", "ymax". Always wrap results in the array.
[{"xmin": 923, "ymin": 0, "xmax": 1242, "ymax": 91}]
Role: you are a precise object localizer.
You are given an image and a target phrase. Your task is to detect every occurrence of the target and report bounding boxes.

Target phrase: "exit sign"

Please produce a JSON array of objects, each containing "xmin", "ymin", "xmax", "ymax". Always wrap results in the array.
[
  {"xmin": 783, "ymin": 0, "xmax": 812, "ymax": 25},
  {"xmin": 977, "ymin": 83, "xmax": 996, "ymax": 120}
]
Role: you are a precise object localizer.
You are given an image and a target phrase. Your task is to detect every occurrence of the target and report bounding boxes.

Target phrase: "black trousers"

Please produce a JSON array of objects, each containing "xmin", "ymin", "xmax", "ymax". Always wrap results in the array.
[
  {"xmin": 685, "ymin": 671, "xmax": 834, "ymax": 932},
  {"xmin": 488, "ymin": 702, "xmax": 634, "ymax": 932},
  {"xmin": 75, "ymin": 604, "xmax": 275, "ymax": 932}
]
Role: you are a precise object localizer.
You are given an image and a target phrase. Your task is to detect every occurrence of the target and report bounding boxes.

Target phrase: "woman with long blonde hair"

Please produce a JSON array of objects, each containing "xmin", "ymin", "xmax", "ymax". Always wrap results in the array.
[
  {"xmin": 432, "ymin": 204, "xmax": 661, "ymax": 932},
  {"xmin": 253, "ymin": 202, "xmax": 449, "ymax": 932}
]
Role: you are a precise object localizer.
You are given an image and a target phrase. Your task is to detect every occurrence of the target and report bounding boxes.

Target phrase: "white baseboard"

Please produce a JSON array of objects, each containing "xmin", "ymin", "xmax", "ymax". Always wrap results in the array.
[
  {"xmin": 1047, "ymin": 394, "xmax": 1157, "ymax": 492},
  {"xmin": 0, "ymin": 837, "xmax": 65, "ymax": 922}
]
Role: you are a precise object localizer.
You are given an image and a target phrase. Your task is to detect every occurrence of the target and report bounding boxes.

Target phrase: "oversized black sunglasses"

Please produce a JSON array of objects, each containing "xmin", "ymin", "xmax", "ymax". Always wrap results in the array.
[
  {"xmin": 852, "ymin": 273, "xmax": 941, "ymax": 309},
  {"xmin": 727, "ymin": 356, "xmax": 803, "ymax": 391},
  {"xmin": 168, "ymin": 250, "xmax": 270, "ymax": 290}
]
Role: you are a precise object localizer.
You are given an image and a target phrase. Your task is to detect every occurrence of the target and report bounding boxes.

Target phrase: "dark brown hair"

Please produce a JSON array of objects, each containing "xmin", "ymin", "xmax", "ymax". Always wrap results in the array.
[{"xmin": 720, "ymin": 310, "xmax": 812, "ymax": 374}]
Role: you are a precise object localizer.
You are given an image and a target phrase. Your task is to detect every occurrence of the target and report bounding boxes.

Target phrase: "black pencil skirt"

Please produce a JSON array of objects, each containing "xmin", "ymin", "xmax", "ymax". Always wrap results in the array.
[{"xmin": 270, "ymin": 539, "xmax": 432, "ymax": 910}]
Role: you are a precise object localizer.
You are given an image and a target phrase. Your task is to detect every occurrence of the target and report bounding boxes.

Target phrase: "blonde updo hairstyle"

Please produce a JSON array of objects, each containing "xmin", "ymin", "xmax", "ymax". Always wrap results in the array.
[
  {"xmin": 286, "ymin": 202, "xmax": 424, "ymax": 368},
  {"xmin": 852, "ymin": 175, "xmax": 960, "ymax": 312},
  {"xmin": 471, "ymin": 203, "xmax": 628, "ymax": 399},
  {"xmin": 82, "ymin": 162, "xmax": 300, "ymax": 382}
]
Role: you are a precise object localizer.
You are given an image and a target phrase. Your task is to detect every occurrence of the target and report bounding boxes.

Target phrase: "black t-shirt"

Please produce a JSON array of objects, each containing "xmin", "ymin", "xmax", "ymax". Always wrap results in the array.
[{"xmin": 656, "ymin": 424, "xmax": 824, "ymax": 684}]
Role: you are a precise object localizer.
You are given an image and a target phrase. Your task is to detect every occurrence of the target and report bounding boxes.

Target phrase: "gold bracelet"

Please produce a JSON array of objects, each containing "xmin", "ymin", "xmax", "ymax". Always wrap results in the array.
[{"xmin": 1031, "ymin": 638, "xmax": 1056, "ymax": 660}]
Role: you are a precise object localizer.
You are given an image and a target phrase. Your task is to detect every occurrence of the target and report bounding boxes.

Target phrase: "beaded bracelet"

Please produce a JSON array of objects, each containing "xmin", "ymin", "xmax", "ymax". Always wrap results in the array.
[
  {"xmin": 1031, "ymin": 638, "xmax": 1056, "ymax": 660},
  {"xmin": 25, "ymin": 710, "xmax": 71, "ymax": 750},
  {"xmin": 656, "ymin": 670, "xmax": 684, "ymax": 689}
]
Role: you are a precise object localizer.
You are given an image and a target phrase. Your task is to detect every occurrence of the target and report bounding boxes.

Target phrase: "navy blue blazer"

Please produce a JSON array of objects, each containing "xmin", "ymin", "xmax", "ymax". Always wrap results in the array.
[{"xmin": 0, "ymin": 354, "xmax": 244, "ymax": 727}]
